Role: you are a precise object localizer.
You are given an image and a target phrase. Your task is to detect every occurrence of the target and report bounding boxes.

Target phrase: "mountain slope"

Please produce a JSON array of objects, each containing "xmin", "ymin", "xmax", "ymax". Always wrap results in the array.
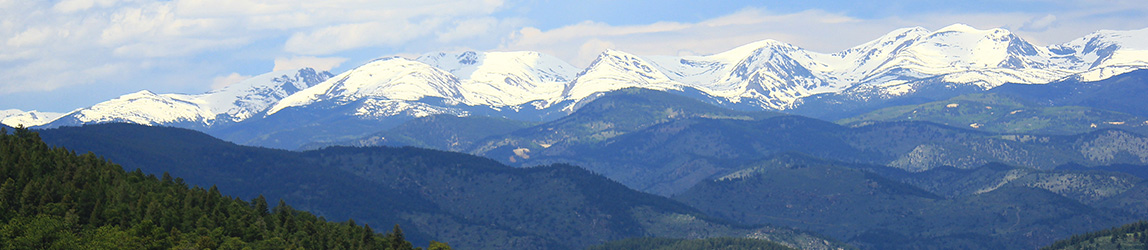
[
  {"xmin": 0, "ymin": 127, "xmax": 422, "ymax": 249},
  {"xmin": 588, "ymin": 237, "xmax": 798, "ymax": 250},
  {"xmin": 990, "ymin": 69, "xmax": 1148, "ymax": 117},
  {"xmin": 36, "ymin": 124, "xmax": 433, "ymax": 242},
  {"xmin": 673, "ymin": 154, "xmax": 1138, "ymax": 250},
  {"xmin": 267, "ymin": 58, "xmax": 465, "ymax": 117},
  {"xmin": 45, "ymin": 68, "xmax": 332, "ymax": 129},
  {"xmin": 1055, "ymin": 27, "xmax": 1148, "ymax": 81},
  {"xmin": 468, "ymin": 88, "xmax": 780, "ymax": 164},
  {"xmin": 1042, "ymin": 221, "xmax": 1148, "ymax": 250},
  {"xmin": 417, "ymin": 51, "xmax": 580, "ymax": 107},
  {"xmin": 838, "ymin": 93, "xmax": 1148, "ymax": 136},
  {"xmin": 299, "ymin": 114, "xmax": 538, "ymax": 151},
  {"xmin": 0, "ymin": 109, "xmax": 62, "ymax": 128},
  {"xmin": 234, "ymin": 54, "xmax": 576, "ymax": 149},
  {"xmin": 37, "ymin": 123, "xmax": 841, "ymax": 250},
  {"xmin": 493, "ymin": 99, "xmax": 1148, "ymax": 195}
]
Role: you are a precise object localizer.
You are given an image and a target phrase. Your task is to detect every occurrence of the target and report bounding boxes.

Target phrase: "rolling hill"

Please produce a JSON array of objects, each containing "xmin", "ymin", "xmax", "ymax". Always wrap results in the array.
[{"xmin": 36, "ymin": 123, "xmax": 840, "ymax": 250}]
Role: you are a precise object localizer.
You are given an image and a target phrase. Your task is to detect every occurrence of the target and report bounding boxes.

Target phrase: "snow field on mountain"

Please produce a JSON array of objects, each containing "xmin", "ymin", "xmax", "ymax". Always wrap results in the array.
[{"xmin": 46, "ymin": 24, "xmax": 1148, "ymax": 128}]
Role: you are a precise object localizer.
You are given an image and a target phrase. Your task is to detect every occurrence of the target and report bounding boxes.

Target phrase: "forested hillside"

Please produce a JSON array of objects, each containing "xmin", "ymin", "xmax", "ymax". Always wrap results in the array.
[
  {"xmin": 838, "ymin": 93, "xmax": 1148, "ymax": 136},
  {"xmin": 0, "ymin": 127, "xmax": 431, "ymax": 249},
  {"xmin": 37, "ymin": 123, "xmax": 842, "ymax": 250},
  {"xmin": 673, "ymin": 154, "xmax": 1136, "ymax": 249},
  {"xmin": 1042, "ymin": 221, "xmax": 1148, "ymax": 250},
  {"xmin": 587, "ymin": 237, "xmax": 799, "ymax": 250}
]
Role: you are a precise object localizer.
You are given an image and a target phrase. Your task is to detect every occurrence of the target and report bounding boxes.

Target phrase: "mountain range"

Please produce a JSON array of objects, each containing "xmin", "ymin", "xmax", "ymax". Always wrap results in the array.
[
  {"xmin": 674, "ymin": 154, "xmax": 1138, "ymax": 249},
  {"xmin": 34, "ymin": 123, "xmax": 843, "ymax": 250},
  {"xmin": 32, "ymin": 113, "xmax": 1148, "ymax": 249},
  {"xmin": 8, "ymin": 23, "xmax": 1148, "ymax": 249},
  {"xmin": 0, "ymin": 109, "xmax": 62, "ymax": 128},
  {"xmin": 8, "ymin": 24, "xmax": 1142, "ymax": 150}
]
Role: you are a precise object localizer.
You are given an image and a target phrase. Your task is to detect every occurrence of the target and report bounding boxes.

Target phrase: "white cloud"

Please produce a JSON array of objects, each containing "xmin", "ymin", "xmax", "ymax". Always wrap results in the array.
[
  {"xmin": 6, "ymin": 27, "xmax": 59, "ymax": 47},
  {"xmin": 577, "ymin": 39, "xmax": 615, "ymax": 64},
  {"xmin": 437, "ymin": 17, "xmax": 500, "ymax": 43},
  {"xmin": 273, "ymin": 56, "xmax": 348, "ymax": 72},
  {"xmin": 1021, "ymin": 14, "xmax": 1058, "ymax": 32},
  {"xmin": 52, "ymin": 0, "xmax": 124, "ymax": 13},
  {"xmin": 0, "ymin": 0, "xmax": 516, "ymax": 97},
  {"xmin": 284, "ymin": 19, "xmax": 443, "ymax": 55}
]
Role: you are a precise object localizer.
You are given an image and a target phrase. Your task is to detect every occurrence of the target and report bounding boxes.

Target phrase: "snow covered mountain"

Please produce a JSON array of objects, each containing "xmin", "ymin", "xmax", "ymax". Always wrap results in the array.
[
  {"xmin": 23, "ymin": 24, "xmax": 1148, "ymax": 149},
  {"xmin": 541, "ymin": 24, "xmax": 1145, "ymax": 111},
  {"xmin": 1055, "ymin": 27, "xmax": 1148, "ymax": 81},
  {"xmin": 45, "ymin": 68, "xmax": 332, "ymax": 128},
  {"xmin": 0, "ymin": 109, "xmax": 63, "ymax": 127},
  {"xmin": 417, "ymin": 51, "xmax": 581, "ymax": 108},
  {"xmin": 266, "ymin": 57, "xmax": 468, "ymax": 120}
]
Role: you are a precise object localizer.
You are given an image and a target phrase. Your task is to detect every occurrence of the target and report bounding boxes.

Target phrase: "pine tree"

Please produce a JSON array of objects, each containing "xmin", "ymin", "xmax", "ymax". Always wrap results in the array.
[
  {"xmin": 386, "ymin": 224, "xmax": 414, "ymax": 250},
  {"xmin": 429, "ymin": 240, "xmax": 452, "ymax": 250},
  {"xmin": 253, "ymin": 195, "xmax": 269, "ymax": 217}
]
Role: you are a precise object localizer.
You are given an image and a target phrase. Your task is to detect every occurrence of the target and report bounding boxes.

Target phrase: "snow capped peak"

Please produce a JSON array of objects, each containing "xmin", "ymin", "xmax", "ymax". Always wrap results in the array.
[
  {"xmin": 46, "ymin": 68, "xmax": 332, "ymax": 128},
  {"xmin": 415, "ymin": 50, "xmax": 579, "ymax": 106},
  {"xmin": 593, "ymin": 48, "xmax": 638, "ymax": 61},
  {"xmin": 416, "ymin": 51, "xmax": 483, "ymax": 73},
  {"xmin": 935, "ymin": 23, "xmax": 983, "ymax": 33},
  {"xmin": 1092, "ymin": 27, "xmax": 1148, "ymax": 50},
  {"xmin": 841, "ymin": 27, "xmax": 929, "ymax": 52},
  {"xmin": 268, "ymin": 57, "xmax": 464, "ymax": 115},
  {"xmin": 596, "ymin": 48, "xmax": 660, "ymax": 62},
  {"xmin": 55, "ymin": 90, "xmax": 213, "ymax": 127},
  {"xmin": 125, "ymin": 90, "xmax": 159, "ymax": 98},
  {"xmin": 819, "ymin": 23, "xmax": 1066, "ymax": 89},
  {"xmin": 1057, "ymin": 27, "xmax": 1148, "ymax": 81},
  {"xmin": 829, "ymin": 26, "xmax": 930, "ymax": 75},
  {"xmin": 562, "ymin": 49, "xmax": 679, "ymax": 103},
  {"xmin": 709, "ymin": 39, "xmax": 802, "ymax": 62},
  {"xmin": 902, "ymin": 26, "xmax": 930, "ymax": 33},
  {"xmin": 201, "ymin": 68, "xmax": 333, "ymax": 121},
  {"xmin": 32, "ymin": 24, "xmax": 1148, "ymax": 131},
  {"xmin": 0, "ymin": 109, "xmax": 64, "ymax": 127},
  {"xmin": 416, "ymin": 50, "xmax": 578, "ymax": 81},
  {"xmin": 1068, "ymin": 28, "xmax": 1148, "ymax": 54}
]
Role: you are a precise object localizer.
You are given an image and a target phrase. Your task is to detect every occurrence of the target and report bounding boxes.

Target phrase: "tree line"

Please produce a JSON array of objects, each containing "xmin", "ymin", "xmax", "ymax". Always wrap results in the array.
[
  {"xmin": 0, "ymin": 127, "xmax": 449, "ymax": 250},
  {"xmin": 1042, "ymin": 220, "xmax": 1148, "ymax": 250}
]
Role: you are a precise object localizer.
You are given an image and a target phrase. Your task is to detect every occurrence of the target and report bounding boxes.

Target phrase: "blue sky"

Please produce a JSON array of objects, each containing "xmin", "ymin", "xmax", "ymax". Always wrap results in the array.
[{"xmin": 1, "ymin": 0, "xmax": 1146, "ymax": 112}]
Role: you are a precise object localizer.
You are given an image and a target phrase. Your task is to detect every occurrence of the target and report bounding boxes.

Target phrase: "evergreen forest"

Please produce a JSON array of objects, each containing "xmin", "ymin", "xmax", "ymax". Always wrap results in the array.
[{"xmin": 0, "ymin": 127, "xmax": 444, "ymax": 250}]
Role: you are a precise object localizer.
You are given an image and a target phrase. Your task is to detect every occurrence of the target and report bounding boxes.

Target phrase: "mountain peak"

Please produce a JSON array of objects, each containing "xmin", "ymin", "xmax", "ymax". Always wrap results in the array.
[
  {"xmin": 711, "ymin": 39, "xmax": 800, "ymax": 61},
  {"xmin": 415, "ymin": 50, "xmax": 579, "ymax": 107},
  {"xmin": 931, "ymin": 24, "xmax": 1018, "ymax": 40},
  {"xmin": 267, "ymin": 56, "xmax": 465, "ymax": 115},
  {"xmin": 125, "ymin": 90, "xmax": 159, "ymax": 98},
  {"xmin": 562, "ymin": 49, "xmax": 678, "ymax": 104},
  {"xmin": 44, "ymin": 68, "xmax": 333, "ymax": 128},
  {"xmin": 33, "ymin": 25, "xmax": 1148, "ymax": 133},
  {"xmin": 598, "ymin": 48, "xmax": 631, "ymax": 57},
  {"xmin": 0, "ymin": 109, "xmax": 65, "ymax": 127},
  {"xmin": 202, "ymin": 68, "xmax": 333, "ymax": 121},
  {"xmin": 936, "ymin": 23, "xmax": 982, "ymax": 33},
  {"xmin": 416, "ymin": 51, "xmax": 482, "ymax": 69},
  {"xmin": 1079, "ymin": 27, "xmax": 1148, "ymax": 50}
]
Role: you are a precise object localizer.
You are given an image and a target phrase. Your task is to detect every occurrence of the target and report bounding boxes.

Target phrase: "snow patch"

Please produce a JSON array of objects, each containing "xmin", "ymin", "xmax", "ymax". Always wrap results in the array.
[{"xmin": 0, "ymin": 109, "xmax": 64, "ymax": 127}]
